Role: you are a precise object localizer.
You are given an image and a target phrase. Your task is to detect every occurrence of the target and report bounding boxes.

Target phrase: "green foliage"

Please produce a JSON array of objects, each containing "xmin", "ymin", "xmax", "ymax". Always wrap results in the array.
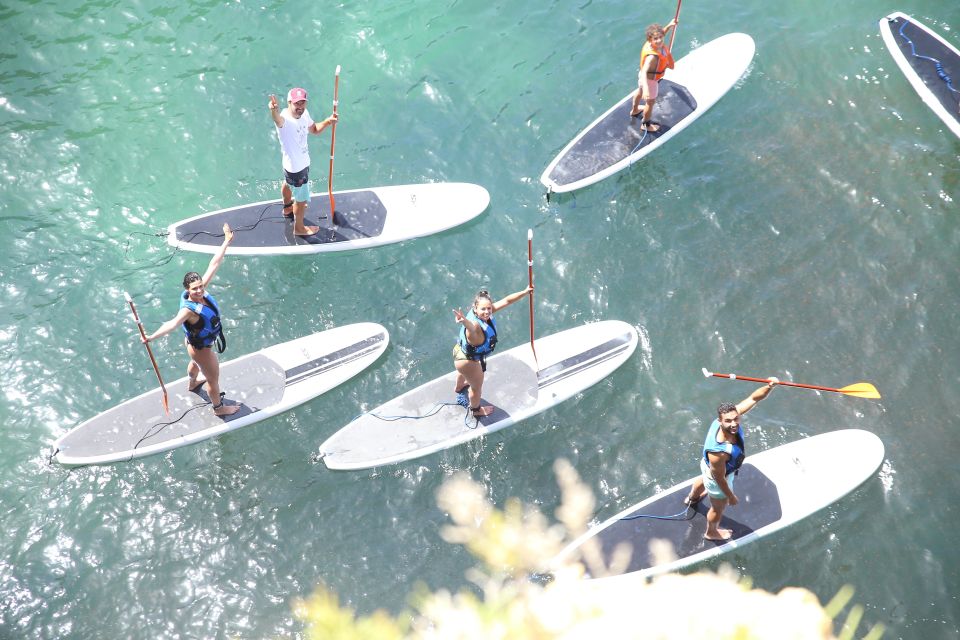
[{"xmin": 292, "ymin": 461, "xmax": 882, "ymax": 640}]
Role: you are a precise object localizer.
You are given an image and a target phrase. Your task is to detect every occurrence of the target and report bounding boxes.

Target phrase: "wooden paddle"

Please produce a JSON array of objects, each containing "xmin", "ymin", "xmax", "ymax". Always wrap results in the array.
[
  {"xmin": 327, "ymin": 64, "xmax": 341, "ymax": 225},
  {"xmin": 701, "ymin": 368, "xmax": 881, "ymax": 399},
  {"xmin": 668, "ymin": 0, "xmax": 682, "ymax": 52},
  {"xmin": 125, "ymin": 292, "xmax": 170, "ymax": 414},
  {"xmin": 527, "ymin": 229, "xmax": 538, "ymax": 365}
]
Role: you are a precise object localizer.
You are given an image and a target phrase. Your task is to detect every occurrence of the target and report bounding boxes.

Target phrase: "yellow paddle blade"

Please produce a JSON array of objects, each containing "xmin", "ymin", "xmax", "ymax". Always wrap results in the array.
[{"xmin": 839, "ymin": 383, "xmax": 881, "ymax": 399}]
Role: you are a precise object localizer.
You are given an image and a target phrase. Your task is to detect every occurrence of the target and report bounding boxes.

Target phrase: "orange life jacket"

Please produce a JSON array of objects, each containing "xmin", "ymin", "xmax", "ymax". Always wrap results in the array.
[{"xmin": 640, "ymin": 41, "xmax": 675, "ymax": 80}]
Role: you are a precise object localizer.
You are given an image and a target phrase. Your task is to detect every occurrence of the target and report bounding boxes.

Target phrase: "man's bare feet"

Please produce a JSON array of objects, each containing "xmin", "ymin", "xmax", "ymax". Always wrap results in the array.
[
  {"xmin": 213, "ymin": 402, "xmax": 240, "ymax": 416},
  {"xmin": 294, "ymin": 225, "xmax": 320, "ymax": 236},
  {"xmin": 704, "ymin": 528, "xmax": 733, "ymax": 541},
  {"xmin": 471, "ymin": 405, "xmax": 494, "ymax": 417},
  {"xmin": 187, "ymin": 376, "xmax": 206, "ymax": 392}
]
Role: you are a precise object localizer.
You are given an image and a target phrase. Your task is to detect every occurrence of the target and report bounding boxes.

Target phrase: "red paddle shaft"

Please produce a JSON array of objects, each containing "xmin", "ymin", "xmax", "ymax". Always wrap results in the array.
[
  {"xmin": 702, "ymin": 369, "xmax": 881, "ymax": 399},
  {"xmin": 328, "ymin": 65, "xmax": 341, "ymax": 224},
  {"xmin": 668, "ymin": 0, "xmax": 682, "ymax": 52},
  {"xmin": 527, "ymin": 229, "xmax": 537, "ymax": 364}
]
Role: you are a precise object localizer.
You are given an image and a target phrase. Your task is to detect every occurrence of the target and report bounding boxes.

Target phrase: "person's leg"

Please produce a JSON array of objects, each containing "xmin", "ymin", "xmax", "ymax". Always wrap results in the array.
[
  {"xmin": 452, "ymin": 345, "xmax": 471, "ymax": 393},
  {"xmin": 186, "ymin": 357, "xmax": 203, "ymax": 391},
  {"xmin": 454, "ymin": 359, "xmax": 492, "ymax": 416},
  {"xmin": 704, "ymin": 497, "xmax": 732, "ymax": 540},
  {"xmin": 188, "ymin": 344, "xmax": 239, "ymax": 416},
  {"xmin": 684, "ymin": 477, "xmax": 705, "ymax": 505},
  {"xmin": 281, "ymin": 182, "xmax": 294, "ymax": 217},
  {"xmin": 641, "ymin": 78, "xmax": 660, "ymax": 131},
  {"xmin": 291, "ymin": 182, "xmax": 318, "ymax": 236},
  {"xmin": 630, "ymin": 87, "xmax": 644, "ymax": 116},
  {"xmin": 642, "ymin": 99, "xmax": 655, "ymax": 125}
]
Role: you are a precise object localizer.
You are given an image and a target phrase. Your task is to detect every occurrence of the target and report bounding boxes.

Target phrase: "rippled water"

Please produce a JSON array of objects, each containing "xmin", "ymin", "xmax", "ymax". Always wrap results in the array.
[{"xmin": 2, "ymin": 1, "xmax": 960, "ymax": 637}]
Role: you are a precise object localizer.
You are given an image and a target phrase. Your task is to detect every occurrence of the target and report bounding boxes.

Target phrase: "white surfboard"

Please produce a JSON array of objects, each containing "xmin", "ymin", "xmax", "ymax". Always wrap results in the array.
[
  {"xmin": 554, "ymin": 430, "xmax": 885, "ymax": 580},
  {"xmin": 879, "ymin": 12, "xmax": 960, "ymax": 139},
  {"xmin": 319, "ymin": 320, "xmax": 639, "ymax": 470},
  {"xmin": 53, "ymin": 323, "xmax": 389, "ymax": 466},
  {"xmin": 167, "ymin": 182, "xmax": 490, "ymax": 256},
  {"xmin": 540, "ymin": 33, "xmax": 755, "ymax": 194}
]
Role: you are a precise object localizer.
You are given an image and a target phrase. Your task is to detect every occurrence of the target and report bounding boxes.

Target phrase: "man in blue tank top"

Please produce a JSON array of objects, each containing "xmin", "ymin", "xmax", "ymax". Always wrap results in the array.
[{"xmin": 684, "ymin": 377, "xmax": 779, "ymax": 540}]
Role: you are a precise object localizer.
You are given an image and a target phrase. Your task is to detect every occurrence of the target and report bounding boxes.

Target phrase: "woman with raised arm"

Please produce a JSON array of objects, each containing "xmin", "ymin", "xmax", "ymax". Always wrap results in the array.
[
  {"xmin": 452, "ymin": 286, "xmax": 532, "ymax": 419},
  {"xmin": 142, "ymin": 223, "xmax": 239, "ymax": 417}
]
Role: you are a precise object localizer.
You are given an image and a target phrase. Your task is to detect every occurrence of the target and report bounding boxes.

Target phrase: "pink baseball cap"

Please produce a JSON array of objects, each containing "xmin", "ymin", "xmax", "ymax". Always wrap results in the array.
[{"xmin": 287, "ymin": 87, "xmax": 308, "ymax": 102}]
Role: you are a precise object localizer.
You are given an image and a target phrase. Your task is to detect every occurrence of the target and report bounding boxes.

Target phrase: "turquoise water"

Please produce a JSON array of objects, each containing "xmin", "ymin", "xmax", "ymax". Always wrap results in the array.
[{"xmin": 2, "ymin": 0, "xmax": 959, "ymax": 637}]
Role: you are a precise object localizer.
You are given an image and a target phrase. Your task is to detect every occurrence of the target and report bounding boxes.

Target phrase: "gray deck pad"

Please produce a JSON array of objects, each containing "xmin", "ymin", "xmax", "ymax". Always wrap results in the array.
[
  {"xmin": 886, "ymin": 15, "xmax": 960, "ymax": 129},
  {"xmin": 173, "ymin": 190, "xmax": 387, "ymax": 248},
  {"xmin": 325, "ymin": 354, "xmax": 538, "ymax": 465},
  {"xmin": 546, "ymin": 80, "xmax": 697, "ymax": 187},
  {"xmin": 592, "ymin": 464, "xmax": 781, "ymax": 574},
  {"xmin": 56, "ymin": 354, "xmax": 286, "ymax": 458},
  {"xmin": 536, "ymin": 335, "xmax": 634, "ymax": 389}
]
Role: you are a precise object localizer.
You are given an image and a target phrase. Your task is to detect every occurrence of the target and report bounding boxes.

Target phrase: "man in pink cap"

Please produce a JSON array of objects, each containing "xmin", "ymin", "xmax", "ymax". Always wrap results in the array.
[{"xmin": 268, "ymin": 87, "xmax": 338, "ymax": 235}]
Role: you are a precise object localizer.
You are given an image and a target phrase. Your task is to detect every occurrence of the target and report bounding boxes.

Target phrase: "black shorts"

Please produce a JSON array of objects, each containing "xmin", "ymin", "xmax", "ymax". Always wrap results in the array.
[{"xmin": 284, "ymin": 166, "xmax": 310, "ymax": 188}]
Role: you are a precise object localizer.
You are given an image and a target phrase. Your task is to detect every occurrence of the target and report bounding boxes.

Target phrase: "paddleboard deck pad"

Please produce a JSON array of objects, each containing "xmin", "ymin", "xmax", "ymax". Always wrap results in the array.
[
  {"xmin": 167, "ymin": 182, "xmax": 490, "ymax": 255},
  {"xmin": 555, "ymin": 430, "xmax": 884, "ymax": 579},
  {"xmin": 53, "ymin": 323, "xmax": 389, "ymax": 466},
  {"xmin": 541, "ymin": 33, "xmax": 755, "ymax": 193},
  {"xmin": 319, "ymin": 320, "xmax": 639, "ymax": 470},
  {"xmin": 542, "ymin": 82, "xmax": 696, "ymax": 190},
  {"xmin": 880, "ymin": 12, "xmax": 960, "ymax": 138}
]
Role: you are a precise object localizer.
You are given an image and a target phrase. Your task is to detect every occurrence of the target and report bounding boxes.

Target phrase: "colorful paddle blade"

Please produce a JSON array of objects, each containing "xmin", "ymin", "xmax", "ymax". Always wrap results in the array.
[{"xmin": 838, "ymin": 383, "xmax": 881, "ymax": 399}]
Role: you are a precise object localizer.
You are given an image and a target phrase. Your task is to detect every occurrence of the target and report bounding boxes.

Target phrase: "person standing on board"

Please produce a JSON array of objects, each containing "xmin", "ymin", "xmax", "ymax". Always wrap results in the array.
[
  {"xmin": 452, "ymin": 286, "xmax": 533, "ymax": 418},
  {"xmin": 268, "ymin": 87, "xmax": 338, "ymax": 236},
  {"xmin": 142, "ymin": 224, "xmax": 240, "ymax": 417},
  {"xmin": 684, "ymin": 377, "xmax": 779, "ymax": 540},
  {"xmin": 629, "ymin": 19, "xmax": 677, "ymax": 131}
]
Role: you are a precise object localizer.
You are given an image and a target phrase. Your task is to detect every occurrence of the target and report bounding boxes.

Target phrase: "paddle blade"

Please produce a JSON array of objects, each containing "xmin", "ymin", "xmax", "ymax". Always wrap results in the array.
[
  {"xmin": 839, "ymin": 383, "xmax": 881, "ymax": 399},
  {"xmin": 161, "ymin": 391, "xmax": 170, "ymax": 415}
]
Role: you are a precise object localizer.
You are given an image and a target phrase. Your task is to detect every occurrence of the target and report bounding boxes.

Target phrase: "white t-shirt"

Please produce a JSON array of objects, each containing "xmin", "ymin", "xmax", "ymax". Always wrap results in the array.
[{"xmin": 275, "ymin": 108, "xmax": 315, "ymax": 173}]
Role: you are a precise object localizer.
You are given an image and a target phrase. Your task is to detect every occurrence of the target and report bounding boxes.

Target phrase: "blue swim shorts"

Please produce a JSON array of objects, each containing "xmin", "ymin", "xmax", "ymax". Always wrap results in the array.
[
  {"xmin": 290, "ymin": 181, "xmax": 310, "ymax": 203},
  {"xmin": 283, "ymin": 167, "xmax": 311, "ymax": 203},
  {"xmin": 700, "ymin": 458, "xmax": 736, "ymax": 500}
]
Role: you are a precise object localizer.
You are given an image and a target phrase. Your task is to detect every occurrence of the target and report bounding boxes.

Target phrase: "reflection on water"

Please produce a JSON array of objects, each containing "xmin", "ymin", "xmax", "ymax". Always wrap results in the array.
[{"xmin": 2, "ymin": 1, "xmax": 959, "ymax": 638}]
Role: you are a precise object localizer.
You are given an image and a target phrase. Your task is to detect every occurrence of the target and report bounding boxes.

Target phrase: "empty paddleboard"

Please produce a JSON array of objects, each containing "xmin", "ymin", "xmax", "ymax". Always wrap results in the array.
[{"xmin": 880, "ymin": 12, "xmax": 960, "ymax": 138}]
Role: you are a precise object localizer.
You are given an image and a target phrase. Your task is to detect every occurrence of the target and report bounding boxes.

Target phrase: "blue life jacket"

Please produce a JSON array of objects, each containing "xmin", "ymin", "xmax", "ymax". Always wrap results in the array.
[
  {"xmin": 702, "ymin": 419, "xmax": 745, "ymax": 476},
  {"xmin": 180, "ymin": 291, "xmax": 225, "ymax": 352},
  {"xmin": 458, "ymin": 309, "xmax": 497, "ymax": 358}
]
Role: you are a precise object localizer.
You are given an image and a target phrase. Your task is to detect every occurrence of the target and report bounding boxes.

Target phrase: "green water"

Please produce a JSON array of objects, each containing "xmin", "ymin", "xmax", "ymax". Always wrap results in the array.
[{"xmin": 2, "ymin": 0, "xmax": 959, "ymax": 637}]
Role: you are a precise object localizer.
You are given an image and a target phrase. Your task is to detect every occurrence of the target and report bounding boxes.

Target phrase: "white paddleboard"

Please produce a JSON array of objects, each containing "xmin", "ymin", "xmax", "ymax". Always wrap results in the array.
[
  {"xmin": 540, "ymin": 33, "xmax": 755, "ymax": 194},
  {"xmin": 167, "ymin": 182, "xmax": 490, "ymax": 256},
  {"xmin": 879, "ymin": 12, "xmax": 960, "ymax": 139},
  {"xmin": 53, "ymin": 323, "xmax": 389, "ymax": 466},
  {"xmin": 319, "ymin": 320, "xmax": 639, "ymax": 470},
  {"xmin": 554, "ymin": 430, "xmax": 885, "ymax": 580}
]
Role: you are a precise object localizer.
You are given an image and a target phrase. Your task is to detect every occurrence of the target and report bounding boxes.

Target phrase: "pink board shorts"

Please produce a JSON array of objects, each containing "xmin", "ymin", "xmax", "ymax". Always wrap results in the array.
[{"xmin": 637, "ymin": 73, "xmax": 659, "ymax": 100}]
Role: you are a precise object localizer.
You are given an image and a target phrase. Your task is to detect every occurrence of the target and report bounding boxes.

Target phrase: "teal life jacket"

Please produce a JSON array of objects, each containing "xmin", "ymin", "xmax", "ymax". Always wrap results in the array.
[
  {"xmin": 458, "ymin": 309, "xmax": 497, "ymax": 359},
  {"xmin": 702, "ymin": 419, "xmax": 745, "ymax": 476}
]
